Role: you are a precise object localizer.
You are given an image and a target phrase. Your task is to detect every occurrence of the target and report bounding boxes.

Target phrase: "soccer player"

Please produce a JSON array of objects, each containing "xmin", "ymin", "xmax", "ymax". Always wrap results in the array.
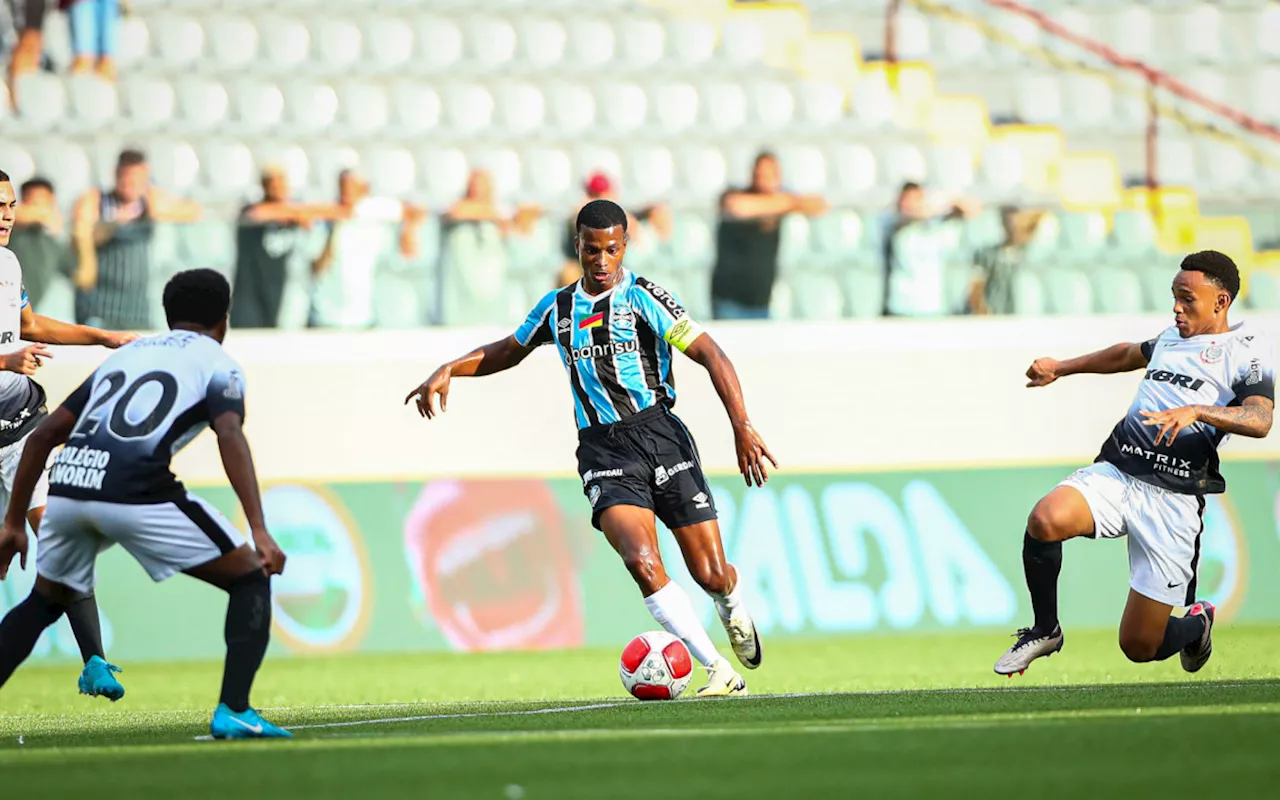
[
  {"xmin": 995, "ymin": 251, "xmax": 1272, "ymax": 676},
  {"xmin": 0, "ymin": 269, "xmax": 291, "ymax": 739},
  {"xmin": 406, "ymin": 200, "xmax": 776, "ymax": 697},
  {"xmin": 0, "ymin": 169, "xmax": 138, "ymax": 699}
]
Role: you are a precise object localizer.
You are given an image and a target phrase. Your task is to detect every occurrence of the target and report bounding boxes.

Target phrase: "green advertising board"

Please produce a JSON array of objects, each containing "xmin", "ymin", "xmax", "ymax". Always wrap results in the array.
[{"xmin": 5, "ymin": 462, "xmax": 1278, "ymax": 663}]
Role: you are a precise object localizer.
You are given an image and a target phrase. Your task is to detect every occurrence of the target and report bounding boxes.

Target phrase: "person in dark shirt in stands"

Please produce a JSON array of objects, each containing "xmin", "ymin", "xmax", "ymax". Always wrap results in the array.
[
  {"xmin": 710, "ymin": 152, "xmax": 826, "ymax": 320},
  {"xmin": 232, "ymin": 166, "xmax": 345, "ymax": 329},
  {"xmin": 9, "ymin": 178, "xmax": 74, "ymax": 311}
]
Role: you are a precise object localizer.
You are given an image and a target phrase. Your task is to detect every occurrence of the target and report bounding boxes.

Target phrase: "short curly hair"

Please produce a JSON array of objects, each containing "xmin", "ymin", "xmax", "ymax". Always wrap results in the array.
[
  {"xmin": 1181, "ymin": 250, "xmax": 1240, "ymax": 300},
  {"xmin": 576, "ymin": 199, "xmax": 628, "ymax": 233},
  {"xmin": 163, "ymin": 269, "xmax": 231, "ymax": 328}
]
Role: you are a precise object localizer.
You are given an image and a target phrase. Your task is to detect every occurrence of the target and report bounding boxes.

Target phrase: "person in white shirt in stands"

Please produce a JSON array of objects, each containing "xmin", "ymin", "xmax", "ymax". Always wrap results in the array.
[{"xmin": 309, "ymin": 170, "xmax": 425, "ymax": 330}]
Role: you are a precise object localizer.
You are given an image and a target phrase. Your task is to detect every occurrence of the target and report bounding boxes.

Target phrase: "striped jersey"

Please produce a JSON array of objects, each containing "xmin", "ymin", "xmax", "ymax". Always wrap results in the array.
[
  {"xmin": 514, "ymin": 270, "xmax": 704, "ymax": 430},
  {"xmin": 77, "ymin": 191, "xmax": 154, "ymax": 331}
]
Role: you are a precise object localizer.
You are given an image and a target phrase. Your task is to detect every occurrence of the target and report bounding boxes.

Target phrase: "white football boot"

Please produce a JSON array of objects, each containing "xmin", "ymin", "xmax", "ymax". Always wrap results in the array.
[
  {"xmin": 696, "ymin": 658, "xmax": 748, "ymax": 698},
  {"xmin": 722, "ymin": 612, "xmax": 763, "ymax": 670},
  {"xmin": 993, "ymin": 625, "xmax": 1064, "ymax": 676}
]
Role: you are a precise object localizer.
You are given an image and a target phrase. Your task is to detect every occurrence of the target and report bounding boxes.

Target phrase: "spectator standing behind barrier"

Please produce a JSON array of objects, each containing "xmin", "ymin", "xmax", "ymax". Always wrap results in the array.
[
  {"xmin": 72, "ymin": 149, "xmax": 203, "ymax": 330},
  {"xmin": 232, "ymin": 166, "xmax": 348, "ymax": 329},
  {"xmin": 310, "ymin": 169, "xmax": 424, "ymax": 330},
  {"xmin": 882, "ymin": 181, "xmax": 979, "ymax": 317},
  {"xmin": 7, "ymin": 0, "xmax": 48, "ymax": 108},
  {"xmin": 710, "ymin": 152, "xmax": 827, "ymax": 320},
  {"xmin": 63, "ymin": 0, "xmax": 118, "ymax": 79},
  {"xmin": 9, "ymin": 177, "xmax": 74, "ymax": 311},
  {"xmin": 970, "ymin": 206, "xmax": 1045, "ymax": 315}
]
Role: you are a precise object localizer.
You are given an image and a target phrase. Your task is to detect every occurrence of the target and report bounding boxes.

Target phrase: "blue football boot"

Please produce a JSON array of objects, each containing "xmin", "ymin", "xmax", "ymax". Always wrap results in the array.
[
  {"xmin": 78, "ymin": 656, "xmax": 125, "ymax": 701},
  {"xmin": 210, "ymin": 703, "xmax": 293, "ymax": 740}
]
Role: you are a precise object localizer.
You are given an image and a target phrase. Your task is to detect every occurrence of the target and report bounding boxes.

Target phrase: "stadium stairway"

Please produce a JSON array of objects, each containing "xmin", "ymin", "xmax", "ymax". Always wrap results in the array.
[{"xmin": 645, "ymin": 0, "xmax": 1280, "ymax": 303}]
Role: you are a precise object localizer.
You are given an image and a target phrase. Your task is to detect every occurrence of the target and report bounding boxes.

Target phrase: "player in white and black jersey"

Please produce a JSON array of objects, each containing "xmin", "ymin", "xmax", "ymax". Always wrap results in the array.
[
  {"xmin": 0, "ymin": 170, "xmax": 138, "ymax": 700},
  {"xmin": 0, "ymin": 269, "xmax": 292, "ymax": 739},
  {"xmin": 995, "ymin": 251, "xmax": 1273, "ymax": 676}
]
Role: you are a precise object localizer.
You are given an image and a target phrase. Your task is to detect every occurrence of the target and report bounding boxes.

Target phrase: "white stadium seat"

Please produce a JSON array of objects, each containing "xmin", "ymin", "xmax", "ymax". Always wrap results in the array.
[
  {"xmin": 199, "ymin": 141, "xmax": 255, "ymax": 199},
  {"xmin": 415, "ymin": 16, "xmax": 464, "ymax": 72},
  {"xmin": 927, "ymin": 144, "xmax": 975, "ymax": 193},
  {"xmin": 828, "ymin": 144, "xmax": 878, "ymax": 200},
  {"xmin": 206, "ymin": 15, "xmax": 259, "ymax": 70},
  {"xmin": 151, "ymin": 14, "xmax": 205, "ymax": 70},
  {"xmin": 894, "ymin": 10, "xmax": 932, "ymax": 60},
  {"xmin": 390, "ymin": 81, "xmax": 442, "ymax": 135},
  {"xmin": 879, "ymin": 144, "xmax": 928, "ymax": 188},
  {"xmin": 598, "ymin": 82, "xmax": 647, "ymax": 133},
  {"xmin": 417, "ymin": 147, "xmax": 470, "ymax": 208},
  {"xmin": 666, "ymin": 18, "xmax": 715, "ymax": 67},
  {"xmin": 259, "ymin": 15, "xmax": 310, "ymax": 71},
  {"xmin": 1062, "ymin": 74, "xmax": 1114, "ymax": 130},
  {"xmin": 362, "ymin": 146, "xmax": 416, "ymax": 198},
  {"xmin": 718, "ymin": 18, "xmax": 765, "ymax": 66},
  {"xmin": 517, "ymin": 17, "xmax": 567, "ymax": 69},
  {"xmin": 147, "ymin": 139, "xmax": 201, "ymax": 194},
  {"xmin": 565, "ymin": 19, "xmax": 617, "ymax": 69},
  {"xmin": 626, "ymin": 145, "xmax": 675, "ymax": 202},
  {"xmin": 796, "ymin": 80, "xmax": 845, "ymax": 127},
  {"xmin": 121, "ymin": 75, "xmax": 175, "ymax": 129},
  {"xmin": 363, "ymin": 16, "xmax": 415, "ymax": 72},
  {"xmin": 443, "ymin": 83, "xmax": 496, "ymax": 135},
  {"xmin": 339, "ymin": 80, "xmax": 391, "ymax": 135},
  {"xmin": 750, "ymin": 81, "xmax": 796, "ymax": 128},
  {"xmin": 469, "ymin": 147, "xmax": 522, "ymax": 201},
  {"xmin": 252, "ymin": 142, "xmax": 311, "ymax": 191},
  {"xmin": 16, "ymin": 73, "xmax": 67, "ymax": 131},
  {"xmin": 469, "ymin": 16, "xmax": 518, "ymax": 69},
  {"xmin": 68, "ymin": 76, "xmax": 118, "ymax": 128},
  {"xmin": 620, "ymin": 18, "xmax": 665, "ymax": 69},
  {"xmin": 676, "ymin": 145, "xmax": 727, "ymax": 202},
  {"xmin": 308, "ymin": 143, "xmax": 360, "ymax": 193},
  {"xmin": 285, "ymin": 80, "xmax": 339, "ymax": 132},
  {"xmin": 314, "ymin": 18, "xmax": 364, "ymax": 72},
  {"xmin": 117, "ymin": 16, "xmax": 150, "ymax": 69},
  {"xmin": 1015, "ymin": 73, "xmax": 1063, "ymax": 125},
  {"xmin": 700, "ymin": 82, "xmax": 748, "ymax": 133},
  {"xmin": 1179, "ymin": 4, "xmax": 1225, "ymax": 64},
  {"xmin": 233, "ymin": 78, "xmax": 286, "ymax": 133},
  {"xmin": 776, "ymin": 145, "xmax": 827, "ymax": 195},
  {"xmin": 33, "ymin": 140, "xmax": 92, "ymax": 202},
  {"xmin": 176, "ymin": 77, "xmax": 230, "ymax": 133},
  {"xmin": 0, "ymin": 144, "xmax": 35, "ymax": 189},
  {"xmin": 546, "ymin": 81, "xmax": 596, "ymax": 135},
  {"xmin": 494, "ymin": 82, "xmax": 547, "ymax": 135},
  {"xmin": 573, "ymin": 145, "xmax": 624, "ymax": 193},
  {"xmin": 652, "ymin": 82, "xmax": 699, "ymax": 135},
  {"xmin": 523, "ymin": 147, "xmax": 573, "ymax": 199}
]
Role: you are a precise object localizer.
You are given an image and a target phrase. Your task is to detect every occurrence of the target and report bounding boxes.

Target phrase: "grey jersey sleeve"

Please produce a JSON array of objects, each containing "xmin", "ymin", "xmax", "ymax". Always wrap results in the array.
[
  {"xmin": 1231, "ymin": 339, "xmax": 1275, "ymax": 404},
  {"xmin": 206, "ymin": 366, "xmax": 247, "ymax": 421}
]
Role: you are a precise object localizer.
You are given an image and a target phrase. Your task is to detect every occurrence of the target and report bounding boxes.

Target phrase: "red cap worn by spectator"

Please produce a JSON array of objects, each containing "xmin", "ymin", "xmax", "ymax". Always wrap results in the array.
[{"xmin": 585, "ymin": 172, "xmax": 613, "ymax": 196}]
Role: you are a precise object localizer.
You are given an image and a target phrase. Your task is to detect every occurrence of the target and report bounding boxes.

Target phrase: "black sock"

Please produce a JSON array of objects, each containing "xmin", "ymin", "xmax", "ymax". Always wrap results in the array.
[
  {"xmin": 220, "ymin": 570, "xmax": 272, "ymax": 713},
  {"xmin": 64, "ymin": 591, "xmax": 105, "ymax": 663},
  {"xmin": 0, "ymin": 591, "xmax": 66, "ymax": 688},
  {"xmin": 1023, "ymin": 532, "xmax": 1062, "ymax": 634},
  {"xmin": 1153, "ymin": 613, "xmax": 1207, "ymax": 661}
]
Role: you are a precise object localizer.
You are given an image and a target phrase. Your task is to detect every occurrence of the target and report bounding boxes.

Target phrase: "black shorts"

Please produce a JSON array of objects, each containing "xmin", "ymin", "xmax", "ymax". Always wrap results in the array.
[{"xmin": 576, "ymin": 405, "xmax": 718, "ymax": 532}]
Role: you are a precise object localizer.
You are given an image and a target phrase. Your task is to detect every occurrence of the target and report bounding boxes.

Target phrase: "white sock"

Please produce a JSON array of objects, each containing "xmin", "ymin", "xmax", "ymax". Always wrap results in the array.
[
  {"xmin": 644, "ymin": 582, "xmax": 723, "ymax": 668},
  {"xmin": 712, "ymin": 582, "xmax": 744, "ymax": 624}
]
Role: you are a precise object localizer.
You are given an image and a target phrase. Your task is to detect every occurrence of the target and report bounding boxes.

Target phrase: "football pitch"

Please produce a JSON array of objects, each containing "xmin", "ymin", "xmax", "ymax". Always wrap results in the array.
[{"xmin": 3, "ymin": 627, "xmax": 1279, "ymax": 799}]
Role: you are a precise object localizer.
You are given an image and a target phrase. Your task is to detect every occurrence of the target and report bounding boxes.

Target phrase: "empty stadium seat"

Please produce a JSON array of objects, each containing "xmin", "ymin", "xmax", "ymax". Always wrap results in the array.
[
  {"xmin": 470, "ymin": 148, "xmax": 522, "ymax": 201},
  {"xmin": 546, "ymin": 82, "xmax": 596, "ymax": 134},
  {"xmin": 443, "ymin": 83, "xmax": 495, "ymax": 135},
  {"xmin": 652, "ymin": 82, "xmax": 699, "ymax": 135},
  {"xmin": 176, "ymin": 77, "xmax": 230, "ymax": 133},
  {"xmin": 749, "ymin": 81, "xmax": 796, "ymax": 128},
  {"xmin": 666, "ymin": 18, "xmax": 716, "ymax": 67},
  {"xmin": 206, "ymin": 15, "xmax": 258, "ymax": 69},
  {"xmin": 621, "ymin": 17, "xmax": 666, "ymax": 69},
  {"xmin": 669, "ymin": 213, "xmax": 715, "ymax": 271},
  {"xmin": 147, "ymin": 140, "xmax": 201, "ymax": 194},
  {"xmin": 16, "ymin": 73, "xmax": 66, "ymax": 131},
  {"xmin": 626, "ymin": 145, "xmax": 675, "ymax": 203},
  {"xmin": 67, "ymin": 77, "xmax": 118, "ymax": 129},
  {"xmin": 362, "ymin": 146, "xmax": 416, "ymax": 198},
  {"xmin": 363, "ymin": 16, "xmax": 415, "ymax": 72},
  {"xmin": 199, "ymin": 141, "xmax": 256, "ymax": 199},
  {"xmin": 523, "ymin": 147, "xmax": 573, "ymax": 200},
  {"xmin": 389, "ymin": 81, "xmax": 442, "ymax": 135},
  {"xmin": 1011, "ymin": 271, "xmax": 1046, "ymax": 316},
  {"xmin": 676, "ymin": 145, "xmax": 728, "ymax": 203},
  {"xmin": 415, "ymin": 16, "xmax": 464, "ymax": 72},
  {"xmin": 517, "ymin": 17, "xmax": 567, "ymax": 69},
  {"xmin": 1091, "ymin": 268, "xmax": 1145, "ymax": 314},
  {"xmin": 1043, "ymin": 269, "xmax": 1095, "ymax": 315},
  {"xmin": 565, "ymin": 18, "xmax": 616, "ymax": 69},
  {"xmin": 285, "ymin": 80, "xmax": 338, "ymax": 132},
  {"xmin": 315, "ymin": 18, "xmax": 364, "ymax": 72},
  {"xmin": 827, "ymin": 144, "xmax": 878, "ymax": 201},
  {"xmin": 699, "ymin": 82, "xmax": 748, "ymax": 133},
  {"xmin": 777, "ymin": 213, "xmax": 811, "ymax": 275},
  {"xmin": 33, "ymin": 140, "xmax": 91, "ymax": 201},
  {"xmin": 795, "ymin": 80, "xmax": 845, "ymax": 127},
  {"xmin": 152, "ymin": 14, "xmax": 205, "ymax": 70},
  {"xmin": 339, "ymin": 81, "xmax": 391, "ymax": 135},
  {"xmin": 232, "ymin": 78, "xmax": 285, "ymax": 133},
  {"xmin": 0, "ymin": 144, "xmax": 35, "ymax": 189},
  {"xmin": 791, "ymin": 273, "xmax": 844, "ymax": 321},
  {"xmin": 469, "ymin": 16, "xmax": 517, "ymax": 70},
  {"xmin": 1246, "ymin": 269, "xmax": 1280, "ymax": 310}
]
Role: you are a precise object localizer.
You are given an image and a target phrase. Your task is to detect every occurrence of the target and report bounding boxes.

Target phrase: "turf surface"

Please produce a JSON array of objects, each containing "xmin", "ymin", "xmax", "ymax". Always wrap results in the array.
[{"xmin": 3, "ymin": 626, "xmax": 1279, "ymax": 798}]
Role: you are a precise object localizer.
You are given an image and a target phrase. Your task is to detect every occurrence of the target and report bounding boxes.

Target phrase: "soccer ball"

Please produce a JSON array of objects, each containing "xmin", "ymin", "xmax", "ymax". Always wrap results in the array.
[{"xmin": 619, "ymin": 631, "xmax": 693, "ymax": 700}]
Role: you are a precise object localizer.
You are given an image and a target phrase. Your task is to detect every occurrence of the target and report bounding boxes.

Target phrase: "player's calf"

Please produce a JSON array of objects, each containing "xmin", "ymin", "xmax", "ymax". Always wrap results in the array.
[{"xmin": 0, "ymin": 587, "xmax": 68, "ymax": 689}]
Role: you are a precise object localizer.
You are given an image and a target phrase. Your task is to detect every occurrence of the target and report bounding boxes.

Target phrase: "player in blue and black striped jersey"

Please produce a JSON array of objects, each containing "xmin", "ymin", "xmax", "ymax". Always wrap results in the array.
[{"xmin": 406, "ymin": 200, "xmax": 775, "ymax": 697}]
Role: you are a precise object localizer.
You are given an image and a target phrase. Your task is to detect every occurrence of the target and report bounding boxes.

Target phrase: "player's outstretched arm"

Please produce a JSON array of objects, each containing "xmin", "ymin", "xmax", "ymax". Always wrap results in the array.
[
  {"xmin": 684, "ymin": 334, "xmax": 778, "ymax": 487},
  {"xmin": 20, "ymin": 304, "xmax": 138, "ymax": 349},
  {"xmin": 212, "ymin": 411, "xmax": 285, "ymax": 576},
  {"xmin": 404, "ymin": 336, "xmax": 535, "ymax": 419},
  {"xmin": 1026, "ymin": 342, "xmax": 1150, "ymax": 387},
  {"xmin": 0, "ymin": 407, "xmax": 76, "ymax": 578},
  {"xmin": 1142, "ymin": 396, "xmax": 1274, "ymax": 445}
]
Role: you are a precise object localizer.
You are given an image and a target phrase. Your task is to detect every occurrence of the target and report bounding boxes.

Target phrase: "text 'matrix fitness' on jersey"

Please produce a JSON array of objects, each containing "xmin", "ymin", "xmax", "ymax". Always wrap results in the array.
[{"xmin": 1099, "ymin": 323, "xmax": 1275, "ymax": 494}]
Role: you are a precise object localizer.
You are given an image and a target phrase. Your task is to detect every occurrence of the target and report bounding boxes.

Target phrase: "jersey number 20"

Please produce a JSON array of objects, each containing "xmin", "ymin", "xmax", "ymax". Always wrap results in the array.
[{"xmin": 71, "ymin": 370, "xmax": 181, "ymax": 440}]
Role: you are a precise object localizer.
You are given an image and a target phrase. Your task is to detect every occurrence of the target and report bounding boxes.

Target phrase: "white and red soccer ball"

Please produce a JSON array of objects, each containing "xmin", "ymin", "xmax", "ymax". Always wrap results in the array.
[{"xmin": 619, "ymin": 631, "xmax": 693, "ymax": 700}]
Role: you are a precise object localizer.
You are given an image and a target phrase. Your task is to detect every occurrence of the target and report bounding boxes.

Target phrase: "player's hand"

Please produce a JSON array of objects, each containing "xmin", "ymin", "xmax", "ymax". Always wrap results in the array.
[
  {"xmin": 1140, "ymin": 406, "xmax": 1199, "ymax": 446},
  {"xmin": 102, "ymin": 331, "xmax": 140, "ymax": 349},
  {"xmin": 734, "ymin": 421, "xmax": 778, "ymax": 488},
  {"xmin": 1, "ymin": 344, "xmax": 52, "ymax": 375},
  {"xmin": 0, "ymin": 522, "xmax": 29, "ymax": 580},
  {"xmin": 404, "ymin": 366, "xmax": 452, "ymax": 420},
  {"xmin": 1025, "ymin": 357, "xmax": 1061, "ymax": 387},
  {"xmin": 251, "ymin": 527, "xmax": 287, "ymax": 577}
]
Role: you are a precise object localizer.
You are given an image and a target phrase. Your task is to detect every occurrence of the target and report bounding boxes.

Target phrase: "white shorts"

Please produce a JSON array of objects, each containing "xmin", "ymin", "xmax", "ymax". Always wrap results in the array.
[
  {"xmin": 1060, "ymin": 461, "xmax": 1204, "ymax": 607},
  {"xmin": 37, "ymin": 493, "xmax": 246, "ymax": 593},
  {"xmin": 0, "ymin": 431, "xmax": 52, "ymax": 518}
]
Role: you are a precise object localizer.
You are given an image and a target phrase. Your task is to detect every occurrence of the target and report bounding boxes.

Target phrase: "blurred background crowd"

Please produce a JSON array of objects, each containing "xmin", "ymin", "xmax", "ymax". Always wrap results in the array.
[{"xmin": 3, "ymin": 0, "xmax": 1280, "ymax": 331}]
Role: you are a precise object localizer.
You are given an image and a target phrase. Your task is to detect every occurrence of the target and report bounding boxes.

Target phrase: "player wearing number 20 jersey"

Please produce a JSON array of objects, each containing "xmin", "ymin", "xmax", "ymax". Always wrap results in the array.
[{"xmin": 49, "ymin": 330, "xmax": 246, "ymax": 505}]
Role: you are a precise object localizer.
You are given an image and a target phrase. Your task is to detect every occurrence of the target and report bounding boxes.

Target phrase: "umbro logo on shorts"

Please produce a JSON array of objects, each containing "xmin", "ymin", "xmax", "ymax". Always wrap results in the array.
[{"xmin": 693, "ymin": 492, "xmax": 710, "ymax": 509}]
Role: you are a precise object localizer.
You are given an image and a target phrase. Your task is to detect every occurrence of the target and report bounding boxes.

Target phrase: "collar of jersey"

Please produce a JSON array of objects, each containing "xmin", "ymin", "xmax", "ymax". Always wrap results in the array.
[{"xmin": 575, "ymin": 269, "xmax": 630, "ymax": 302}]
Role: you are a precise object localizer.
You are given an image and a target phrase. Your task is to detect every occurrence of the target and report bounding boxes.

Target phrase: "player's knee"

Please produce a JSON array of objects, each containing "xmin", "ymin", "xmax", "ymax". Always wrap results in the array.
[
  {"xmin": 620, "ymin": 547, "xmax": 665, "ymax": 594},
  {"xmin": 689, "ymin": 559, "xmax": 729, "ymax": 595},
  {"xmin": 1118, "ymin": 630, "xmax": 1160, "ymax": 663},
  {"xmin": 1027, "ymin": 501, "xmax": 1074, "ymax": 543}
]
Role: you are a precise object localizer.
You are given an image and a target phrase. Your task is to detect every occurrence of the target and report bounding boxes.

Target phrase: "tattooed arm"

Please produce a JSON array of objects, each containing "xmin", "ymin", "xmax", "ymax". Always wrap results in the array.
[
  {"xmin": 1142, "ymin": 396, "xmax": 1274, "ymax": 445},
  {"xmin": 1193, "ymin": 396, "xmax": 1274, "ymax": 438}
]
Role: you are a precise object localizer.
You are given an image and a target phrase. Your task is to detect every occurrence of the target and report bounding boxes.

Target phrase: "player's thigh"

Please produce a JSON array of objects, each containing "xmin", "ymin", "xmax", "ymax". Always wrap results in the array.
[
  {"xmin": 649, "ymin": 413, "xmax": 717, "ymax": 532},
  {"xmin": 97, "ymin": 494, "xmax": 248, "ymax": 585},
  {"xmin": 1032, "ymin": 463, "xmax": 1126, "ymax": 541},
  {"xmin": 1124, "ymin": 487, "xmax": 1203, "ymax": 608},
  {"xmin": 598, "ymin": 505, "xmax": 669, "ymax": 587},
  {"xmin": 184, "ymin": 545, "xmax": 263, "ymax": 591},
  {"xmin": 35, "ymin": 498, "xmax": 110, "ymax": 594},
  {"xmin": 1118, "ymin": 588, "xmax": 1175, "ymax": 660}
]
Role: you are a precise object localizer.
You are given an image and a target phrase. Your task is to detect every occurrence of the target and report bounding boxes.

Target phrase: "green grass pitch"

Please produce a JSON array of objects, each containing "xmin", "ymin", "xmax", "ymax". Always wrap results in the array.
[{"xmin": 3, "ymin": 626, "xmax": 1280, "ymax": 798}]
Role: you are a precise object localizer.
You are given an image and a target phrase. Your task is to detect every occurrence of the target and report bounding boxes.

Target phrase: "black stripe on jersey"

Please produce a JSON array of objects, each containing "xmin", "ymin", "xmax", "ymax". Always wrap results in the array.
[
  {"xmin": 634, "ymin": 318, "xmax": 667, "ymax": 402},
  {"xmin": 634, "ymin": 275, "xmax": 687, "ymax": 321},
  {"xmin": 155, "ymin": 401, "xmax": 210, "ymax": 459},
  {"xmin": 173, "ymin": 496, "xmax": 236, "ymax": 554},
  {"xmin": 1187, "ymin": 496, "xmax": 1206, "ymax": 606},
  {"xmin": 555, "ymin": 288, "xmax": 599, "ymax": 427},
  {"xmin": 594, "ymin": 300, "xmax": 636, "ymax": 417}
]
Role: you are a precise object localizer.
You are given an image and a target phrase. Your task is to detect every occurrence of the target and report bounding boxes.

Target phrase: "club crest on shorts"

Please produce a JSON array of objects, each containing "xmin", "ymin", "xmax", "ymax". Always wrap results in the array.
[
  {"xmin": 588, "ymin": 484, "xmax": 601, "ymax": 507},
  {"xmin": 1200, "ymin": 344, "xmax": 1225, "ymax": 364}
]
